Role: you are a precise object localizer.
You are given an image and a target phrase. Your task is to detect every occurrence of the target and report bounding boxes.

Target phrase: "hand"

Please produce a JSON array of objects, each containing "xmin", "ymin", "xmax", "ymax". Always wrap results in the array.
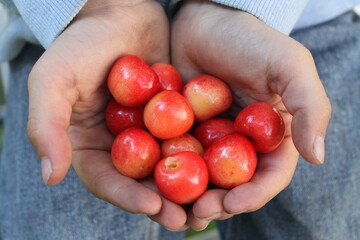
[
  {"xmin": 27, "ymin": 0, "xmax": 175, "ymax": 223},
  {"xmin": 171, "ymin": 0, "xmax": 331, "ymax": 229}
]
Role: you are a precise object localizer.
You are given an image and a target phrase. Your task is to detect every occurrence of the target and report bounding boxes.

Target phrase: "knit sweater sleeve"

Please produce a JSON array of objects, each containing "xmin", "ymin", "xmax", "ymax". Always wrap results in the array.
[
  {"xmin": 209, "ymin": 0, "xmax": 310, "ymax": 34},
  {"xmin": 12, "ymin": 0, "xmax": 87, "ymax": 48}
]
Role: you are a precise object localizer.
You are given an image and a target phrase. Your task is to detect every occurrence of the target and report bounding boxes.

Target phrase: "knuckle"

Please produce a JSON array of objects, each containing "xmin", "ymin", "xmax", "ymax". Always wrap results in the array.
[
  {"xmin": 323, "ymin": 96, "xmax": 332, "ymax": 117},
  {"xmin": 315, "ymin": 95, "xmax": 332, "ymax": 124},
  {"xmin": 26, "ymin": 118, "xmax": 42, "ymax": 144},
  {"xmin": 278, "ymin": 40, "xmax": 314, "ymax": 69}
]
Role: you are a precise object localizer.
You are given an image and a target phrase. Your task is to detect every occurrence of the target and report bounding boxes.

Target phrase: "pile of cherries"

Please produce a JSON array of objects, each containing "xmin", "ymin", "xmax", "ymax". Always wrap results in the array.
[{"xmin": 106, "ymin": 55, "xmax": 285, "ymax": 204}]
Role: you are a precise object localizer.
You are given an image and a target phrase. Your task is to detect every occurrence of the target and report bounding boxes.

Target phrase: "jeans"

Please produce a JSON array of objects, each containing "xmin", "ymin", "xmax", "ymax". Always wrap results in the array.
[
  {"xmin": 217, "ymin": 10, "xmax": 360, "ymax": 240},
  {"xmin": 0, "ymin": 45, "xmax": 185, "ymax": 240}
]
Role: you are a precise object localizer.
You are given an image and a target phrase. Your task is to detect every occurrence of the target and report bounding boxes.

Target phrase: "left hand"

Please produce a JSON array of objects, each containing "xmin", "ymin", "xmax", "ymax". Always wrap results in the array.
[{"xmin": 168, "ymin": 0, "xmax": 331, "ymax": 230}]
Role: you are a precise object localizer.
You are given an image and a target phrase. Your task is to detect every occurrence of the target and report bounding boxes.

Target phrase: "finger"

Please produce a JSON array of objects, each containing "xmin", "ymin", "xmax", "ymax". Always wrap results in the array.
[
  {"xmin": 186, "ymin": 207, "xmax": 211, "ymax": 231},
  {"xmin": 147, "ymin": 199, "xmax": 188, "ymax": 231},
  {"xmin": 144, "ymin": 181, "xmax": 188, "ymax": 231},
  {"xmin": 270, "ymin": 44, "xmax": 332, "ymax": 164},
  {"xmin": 27, "ymin": 62, "xmax": 77, "ymax": 185},
  {"xmin": 72, "ymin": 150, "xmax": 162, "ymax": 215},
  {"xmin": 224, "ymin": 136, "xmax": 299, "ymax": 214},
  {"xmin": 192, "ymin": 189, "xmax": 232, "ymax": 221}
]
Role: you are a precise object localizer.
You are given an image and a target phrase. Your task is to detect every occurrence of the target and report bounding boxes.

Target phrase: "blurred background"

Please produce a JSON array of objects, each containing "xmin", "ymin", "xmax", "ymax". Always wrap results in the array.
[{"xmin": 0, "ymin": 2, "xmax": 8, "ymax": 149}]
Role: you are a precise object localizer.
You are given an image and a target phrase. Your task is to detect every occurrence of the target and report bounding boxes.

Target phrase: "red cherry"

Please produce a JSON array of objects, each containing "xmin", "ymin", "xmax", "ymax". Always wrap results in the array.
[
  {"xmin": 161, "ymin": 133, "xmax": 204, "ymax": 158},
  {"xmin": 154, "ymin": 151, "xmax": 208, "ymax": 204},
  {"xmin": 144, "ymin": 90, "xmax": 194, "ymax": 139},
  {"xmin": 182, "ymin": 74, "xmax": 232, "ymax": 122},
  {"xmin": 105, "ymin": 99, "xmax": 145, "ymax": 135},
  {"xmin": 234, "ymin": 102, "xmax": 285, "ymax": 153},
  {"xmin": 203, "ymin": 133, "xmax": 257, "ymax": 189},
  {"xmin": 111, "ymin": 127, "xmax": 160, "ymax": 179},
  {"xmin": 194, "ymin": 118, "xmax": 235, "ymax": 149},
  {"xmin": 152, "ymin": 62, "xmax": 183, "ymax": 92},
  {"xmin": 107, "ymin": 55, "xmax": 159, "ymax": 107}
]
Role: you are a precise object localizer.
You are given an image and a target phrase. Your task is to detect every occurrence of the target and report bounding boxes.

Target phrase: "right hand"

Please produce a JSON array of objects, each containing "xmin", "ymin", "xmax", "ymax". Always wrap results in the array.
[{"xmin": 27, "ymin": 0, "xmax": 188, "ymax": 231}]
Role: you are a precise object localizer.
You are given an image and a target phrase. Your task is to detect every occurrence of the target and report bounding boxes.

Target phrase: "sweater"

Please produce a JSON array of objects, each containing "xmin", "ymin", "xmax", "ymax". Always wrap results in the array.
[{"xmin": 0, "ymin": 0, "xmax": 360, "ymax": 61}]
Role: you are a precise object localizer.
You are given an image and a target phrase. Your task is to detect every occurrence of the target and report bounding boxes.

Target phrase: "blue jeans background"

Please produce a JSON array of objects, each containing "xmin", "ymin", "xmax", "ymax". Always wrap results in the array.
[{"xmin": 217, "ymin": 10, "xmax": 360, "ymax": 240}]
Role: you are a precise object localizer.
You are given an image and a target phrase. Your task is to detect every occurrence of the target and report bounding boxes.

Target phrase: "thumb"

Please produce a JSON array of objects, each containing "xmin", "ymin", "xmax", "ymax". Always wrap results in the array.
[
  {"xmin": 271, "ymin": 45, "xmax": 331, "ymax": 165},
  {"xmin": 27, "ymin": 59, "xmax": 77, "ymax": 185}
]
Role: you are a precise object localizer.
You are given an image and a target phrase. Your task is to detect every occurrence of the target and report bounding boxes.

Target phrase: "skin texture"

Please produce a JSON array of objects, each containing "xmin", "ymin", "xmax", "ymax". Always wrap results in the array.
[{"xmin": 171, "ymin": 0, "xmax": 331, "ymax": 230}]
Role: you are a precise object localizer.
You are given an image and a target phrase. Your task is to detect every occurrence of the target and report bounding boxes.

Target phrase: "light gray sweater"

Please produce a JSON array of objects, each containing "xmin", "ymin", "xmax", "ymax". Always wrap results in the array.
[{"xmin": 0, "ymin": 0, "xmax": 359, "ymax": 61}]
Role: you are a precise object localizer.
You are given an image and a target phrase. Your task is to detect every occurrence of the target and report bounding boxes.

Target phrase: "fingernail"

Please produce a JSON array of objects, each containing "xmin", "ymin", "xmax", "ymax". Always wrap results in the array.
[
  {"xmin": 41, "ymin": 157, "xmax": 53, "ymax": 184},
  {"xmin": 194, "ymin": 221, "xmax": 210, "ymax": 232},
  {"xmin": 165, "ymin": 225, "xmax": 189, "ymax": 232},
  {"xmin": 195, "ymin": 212, "xmax": 222, "ymax": 221},
  {"xmin": 225, "ymin": 209, "xmax": 247, "ymax": 215},
  {"xmin": 313, "ymin": 136, "xmax": 325, "ymax": 164}
]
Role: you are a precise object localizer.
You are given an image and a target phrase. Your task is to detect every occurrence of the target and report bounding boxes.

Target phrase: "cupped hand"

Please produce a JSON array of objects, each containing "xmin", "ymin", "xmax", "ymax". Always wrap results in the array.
[
  {"xmin": 171, "ymin": 0, "xmax": 331, "ymax": 228},
  {"xmin": 27, "ymin": 0, "xmax": 187, "ymax": 230}
]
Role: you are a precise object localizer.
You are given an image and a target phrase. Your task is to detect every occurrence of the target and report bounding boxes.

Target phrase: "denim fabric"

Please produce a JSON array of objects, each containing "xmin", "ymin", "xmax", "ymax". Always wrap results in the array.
[
  {"xmin": 0, "ymin": 45, "xmax": 185, "ymax": 240},
  {"xmin": 217, "ymin": 10, "xmax": 360, "ymax": 240}
]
